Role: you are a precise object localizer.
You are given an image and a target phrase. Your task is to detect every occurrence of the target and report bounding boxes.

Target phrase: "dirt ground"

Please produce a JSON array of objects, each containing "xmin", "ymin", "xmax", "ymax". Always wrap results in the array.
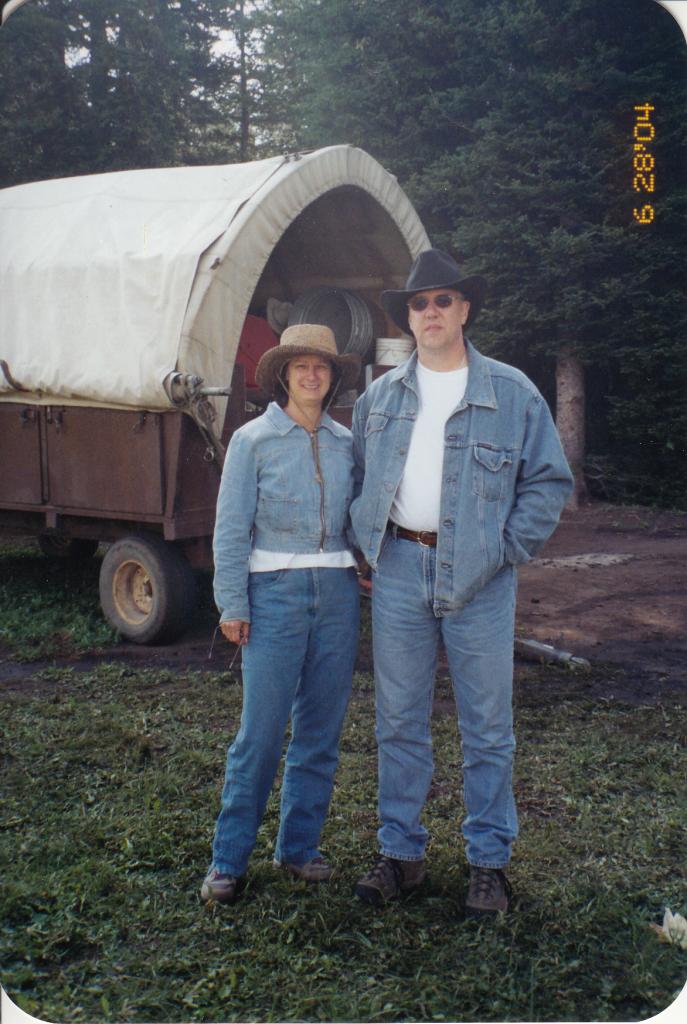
[
  {"xmin": 2, "ymin": 502, "xmax": 685, "ymax": 706},
  {"xmin": 514, "ymin": 502, "xmax": 687, "ymax": 704}
]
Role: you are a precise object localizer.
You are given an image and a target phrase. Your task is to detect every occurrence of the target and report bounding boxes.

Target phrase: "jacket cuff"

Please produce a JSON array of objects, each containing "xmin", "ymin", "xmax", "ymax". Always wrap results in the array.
[{"xmin": 219, "ymin": 607, "xmax": 251, "ymax": 624}]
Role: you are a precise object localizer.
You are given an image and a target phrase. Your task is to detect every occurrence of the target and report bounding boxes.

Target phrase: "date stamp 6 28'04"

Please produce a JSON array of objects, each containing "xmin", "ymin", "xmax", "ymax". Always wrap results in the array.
[{"xmin": 633, "ymin": 103, "xmax": 655, "ymax": 225}]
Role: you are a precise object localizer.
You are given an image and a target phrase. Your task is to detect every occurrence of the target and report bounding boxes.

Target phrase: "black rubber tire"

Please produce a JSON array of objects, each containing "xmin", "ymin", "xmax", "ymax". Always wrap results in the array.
[
  {"xmin": 38, "ymin": 535, "xmax": 99, "ymax": 560},
  {"xmin": 98, "ymin": 534, "xmax": 196, "ymax": 644}
]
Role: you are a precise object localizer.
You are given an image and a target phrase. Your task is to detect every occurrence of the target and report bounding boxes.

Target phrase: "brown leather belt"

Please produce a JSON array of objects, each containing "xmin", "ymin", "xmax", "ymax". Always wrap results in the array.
[{"xmin": 388, "ymin": 521, "xmax": 438, "ymax": 547}]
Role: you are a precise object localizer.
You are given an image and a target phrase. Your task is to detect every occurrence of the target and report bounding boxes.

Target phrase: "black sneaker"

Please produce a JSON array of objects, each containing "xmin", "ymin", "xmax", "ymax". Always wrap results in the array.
[
  {"xmin": 465, "ymin": 866, "xmax": 512, "ymax": 917},
  {"xmin": 355, "ymin": 855, "xmax": 426, "ymax": 906}
]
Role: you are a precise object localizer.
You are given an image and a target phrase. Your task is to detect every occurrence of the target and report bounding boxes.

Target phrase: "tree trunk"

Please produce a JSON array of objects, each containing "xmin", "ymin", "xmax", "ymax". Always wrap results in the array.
[
  {"xmin": 238, "ymin": 1, "xmax": 250, "ymax": 161},
  {"xmin": 555, "ymin": 346, "xmax": 587, "ymax": 509}
]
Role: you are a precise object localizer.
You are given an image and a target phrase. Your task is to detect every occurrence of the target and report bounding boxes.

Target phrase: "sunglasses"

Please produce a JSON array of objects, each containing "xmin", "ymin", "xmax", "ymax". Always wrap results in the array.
[{"xmin": 407, "ymin": 293, "xmax": 466, "ymax": 312}]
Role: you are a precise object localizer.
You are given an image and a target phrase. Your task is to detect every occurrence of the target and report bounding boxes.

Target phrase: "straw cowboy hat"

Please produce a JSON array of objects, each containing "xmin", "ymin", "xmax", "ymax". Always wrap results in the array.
[
  {"xmin": 255, "ymin": 323, "xmax": 361, "ymax": 397},
  {"xmin": 381, "ymin": 248, "xmax": 487, "ymax": 336}
]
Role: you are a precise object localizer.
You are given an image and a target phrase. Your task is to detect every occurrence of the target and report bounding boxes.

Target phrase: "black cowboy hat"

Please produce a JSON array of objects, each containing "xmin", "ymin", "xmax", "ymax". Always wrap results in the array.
[{"xmin": 381, "ymin": 248, "xmax": 487, "ymax": 335}]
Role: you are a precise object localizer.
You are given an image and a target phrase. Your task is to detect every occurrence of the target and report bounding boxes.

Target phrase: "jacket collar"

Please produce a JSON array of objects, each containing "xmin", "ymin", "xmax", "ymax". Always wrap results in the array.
[
  {"xmin": 265, "ymin": 401, "xmax": 350, "ymax": 437},
  {"xmin": 393, "ymin": 340, "xmax": 497, "ymax": 410}
]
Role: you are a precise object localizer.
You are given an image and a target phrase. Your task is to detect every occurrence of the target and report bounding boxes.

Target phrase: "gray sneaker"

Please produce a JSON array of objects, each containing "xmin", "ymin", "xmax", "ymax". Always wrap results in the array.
[
  {"xmin": 465, "ymin": 866, "xmax": 512, "ymax": 917},
  {"xmin": 200, "ymin": 868, "xmax": 239, "ymax": 904},
  {"xmin": 355, "ymin": 855, "xmax": 426, "ymax": 906},
  {"xmin": 274, "ymin": 856, "xmax": 333, "ymax": 882}
]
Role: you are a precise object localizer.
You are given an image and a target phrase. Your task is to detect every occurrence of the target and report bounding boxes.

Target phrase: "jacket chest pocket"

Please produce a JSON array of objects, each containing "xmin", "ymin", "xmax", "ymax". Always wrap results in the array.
[
  {"xmin": 364, "ymin": 410, "xmax": 415, "ymax": 451},
  {"xmin": 257, "ymin": 495, "xmax": 301, "ymax": 533},
  {"xmin": 471, "ymin": 445, "xmax": 513, "ymax": 501},
  {"xmin": 364, "ymin": 411, "xmax": 391, "ymax": 440}
]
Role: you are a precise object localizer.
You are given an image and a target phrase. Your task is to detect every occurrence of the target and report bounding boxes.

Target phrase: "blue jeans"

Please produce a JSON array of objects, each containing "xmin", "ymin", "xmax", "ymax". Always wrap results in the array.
[
  {"xmin": 211, "ymin": 566, "xmax": 359, "ymax": 877},
  {"xmin": 372, "ymin": 535, "xmax": 518, "ymax": 867}
]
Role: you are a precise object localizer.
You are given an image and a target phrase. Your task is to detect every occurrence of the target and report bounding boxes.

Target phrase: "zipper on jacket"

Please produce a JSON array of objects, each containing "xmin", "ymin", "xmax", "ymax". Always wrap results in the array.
[{"xmin": 310, "ymin": 430, "xmax": 326, "ymax": 551}]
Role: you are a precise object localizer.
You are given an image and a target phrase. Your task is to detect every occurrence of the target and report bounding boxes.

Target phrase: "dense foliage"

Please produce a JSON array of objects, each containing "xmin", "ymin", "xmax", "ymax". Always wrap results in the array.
[
  {"xmin": 1, "ymin": 0, "xmax": 685, "ymax": 506},
  {"xmin": 263, "ymin": 0, "xmax": 687, "ymax": 507},
  {"xmin": 0, "ymin": 0, "xmax": 272, "ymax": 178}
]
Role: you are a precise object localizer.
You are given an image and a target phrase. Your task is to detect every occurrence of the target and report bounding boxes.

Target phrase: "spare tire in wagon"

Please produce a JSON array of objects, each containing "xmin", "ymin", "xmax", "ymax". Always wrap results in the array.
[{"xmin": 99, "ymin": 534, "xmax": 196, "ymax": 644}]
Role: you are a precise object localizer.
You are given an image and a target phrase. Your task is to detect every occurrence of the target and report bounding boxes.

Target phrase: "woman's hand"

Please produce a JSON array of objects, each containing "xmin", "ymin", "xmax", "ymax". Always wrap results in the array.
[
  {"xmin": 220, "ymin": 620, "xmax": 251, "ymax": 645},
  {"xmin": 355, "ymin": 555, "xmax": 373, "ymax": 594}
]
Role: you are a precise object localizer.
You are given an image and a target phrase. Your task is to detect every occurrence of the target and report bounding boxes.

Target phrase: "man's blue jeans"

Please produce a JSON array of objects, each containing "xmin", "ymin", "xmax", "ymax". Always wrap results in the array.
[
  {"xmin": 372, "ymin": 535, "xmax": 518, "ymax": 867},
  {"xmin": 211, "ymin": 566, "xmax": 359, "ymax": 877}
]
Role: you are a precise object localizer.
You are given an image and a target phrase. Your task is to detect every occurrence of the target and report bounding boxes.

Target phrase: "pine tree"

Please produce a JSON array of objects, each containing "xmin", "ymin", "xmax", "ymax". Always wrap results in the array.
[
  {"xmin": 0, "ymin": 0, "xmax": 89, "ymax": 184},
  {"xmin": 430, "ymin": 0, "xmax": 687, "ymax": 507},
  {"xmin": 0, "ymin": 0, "xmax": 241, "ymax": 184},
  {"xmin": 263, "ymin": 0, "xmax": 687, "ymax": 507}
]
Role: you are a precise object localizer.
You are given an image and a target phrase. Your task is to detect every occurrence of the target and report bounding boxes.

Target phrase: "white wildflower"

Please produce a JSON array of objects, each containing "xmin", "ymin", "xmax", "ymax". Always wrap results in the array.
[{"xmin": 660, "ymin": 908, "xmax": 687, "ymax": 950}]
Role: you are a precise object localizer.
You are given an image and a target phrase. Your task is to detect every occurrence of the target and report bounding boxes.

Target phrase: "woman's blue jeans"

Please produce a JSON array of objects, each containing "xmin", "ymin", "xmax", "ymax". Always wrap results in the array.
[
  {"xmin": 372, "ymin": 535, "xmax": 518, "ymax": 868},
  {"xmin": 211, "ymin": 566, "xmax": 359, "ymax": 877}
]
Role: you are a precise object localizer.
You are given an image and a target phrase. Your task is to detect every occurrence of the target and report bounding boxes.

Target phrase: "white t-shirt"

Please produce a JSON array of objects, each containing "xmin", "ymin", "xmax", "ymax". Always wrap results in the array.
[
  {"xmin": 390, "ymin": 361, "xmax": 468, "ymax": 532},
  {"xmin": 249, "ymin": 548, "xmax": 356, "ymax": 572}
]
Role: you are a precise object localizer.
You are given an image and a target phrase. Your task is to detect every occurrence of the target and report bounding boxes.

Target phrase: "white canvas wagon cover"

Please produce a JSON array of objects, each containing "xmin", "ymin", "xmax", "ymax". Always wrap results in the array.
[{"xmin": 0, "ymin": 145, "xmax": 428, "ymax": 411}]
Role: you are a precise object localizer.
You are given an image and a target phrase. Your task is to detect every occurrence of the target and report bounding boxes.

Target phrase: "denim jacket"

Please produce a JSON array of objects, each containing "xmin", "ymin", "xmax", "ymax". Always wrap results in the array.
[
  {"xmin": 213, "ymin": 402, "xmax": 355, "ymax": 622},
  {"xmin": 350, "ymin": 342, "xmax": 573, "ymax": 614}
]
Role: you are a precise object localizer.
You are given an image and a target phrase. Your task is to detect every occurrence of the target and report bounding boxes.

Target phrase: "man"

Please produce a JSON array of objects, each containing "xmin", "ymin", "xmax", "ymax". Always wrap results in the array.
[{"xmin": 350, "ymin": 248, "xmax": 573, "ymax": 916}]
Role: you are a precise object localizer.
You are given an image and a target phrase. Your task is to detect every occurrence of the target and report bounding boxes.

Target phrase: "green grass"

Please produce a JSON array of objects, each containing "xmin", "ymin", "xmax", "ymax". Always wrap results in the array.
[
  {"xmin": 1, "ymin": 661, "xmax": 686, "ymax": 1023},
  {"xmin": 0, "ymin": 540, "xmax": 218, "ymax": 660},
  {"xmin": 0, "ymin": 541, "xmax": 116, "ymax": 659}
]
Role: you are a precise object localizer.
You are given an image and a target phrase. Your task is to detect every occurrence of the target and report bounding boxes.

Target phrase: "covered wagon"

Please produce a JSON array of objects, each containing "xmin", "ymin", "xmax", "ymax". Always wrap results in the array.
[{"xmin": 0, "ymin": 145, "xmax": 428, "ymax": 642}]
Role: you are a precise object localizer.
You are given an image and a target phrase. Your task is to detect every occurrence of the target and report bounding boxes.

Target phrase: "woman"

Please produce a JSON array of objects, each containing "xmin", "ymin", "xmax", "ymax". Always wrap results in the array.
[{"xmin": 201, "ymin": 323, "xmax": 361, "ymax": 904}]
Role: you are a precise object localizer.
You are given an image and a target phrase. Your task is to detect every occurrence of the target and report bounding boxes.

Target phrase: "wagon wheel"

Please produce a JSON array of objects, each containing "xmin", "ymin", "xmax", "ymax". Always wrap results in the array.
[
  {"xmin": 99, "ymin": 534, "xmax": 196, "ymax": 644},
  {"xmin": 38, "ymin": 535, "xmax": 99, "ymax": 560}
]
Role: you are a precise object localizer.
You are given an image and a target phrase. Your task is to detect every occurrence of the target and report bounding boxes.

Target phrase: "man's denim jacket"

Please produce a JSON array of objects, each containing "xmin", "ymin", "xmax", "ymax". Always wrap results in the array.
[
  {"xmin": 350, "ymin": 342, "xmax": 574, "ymax": 614},
  {"xmin": 213, "ymin": 402, "xmax": 355, "ymax": 622}
]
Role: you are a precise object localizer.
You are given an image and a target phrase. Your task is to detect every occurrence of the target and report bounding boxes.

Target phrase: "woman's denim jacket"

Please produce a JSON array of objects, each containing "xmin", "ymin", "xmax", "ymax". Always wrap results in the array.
[
  {"xmin": 350, "ymin": 342, "xmax": 574, "ymax": 614},
  {"xmin": 213, "ymin": 402, "xmax": 355, "ymax": 622}
]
